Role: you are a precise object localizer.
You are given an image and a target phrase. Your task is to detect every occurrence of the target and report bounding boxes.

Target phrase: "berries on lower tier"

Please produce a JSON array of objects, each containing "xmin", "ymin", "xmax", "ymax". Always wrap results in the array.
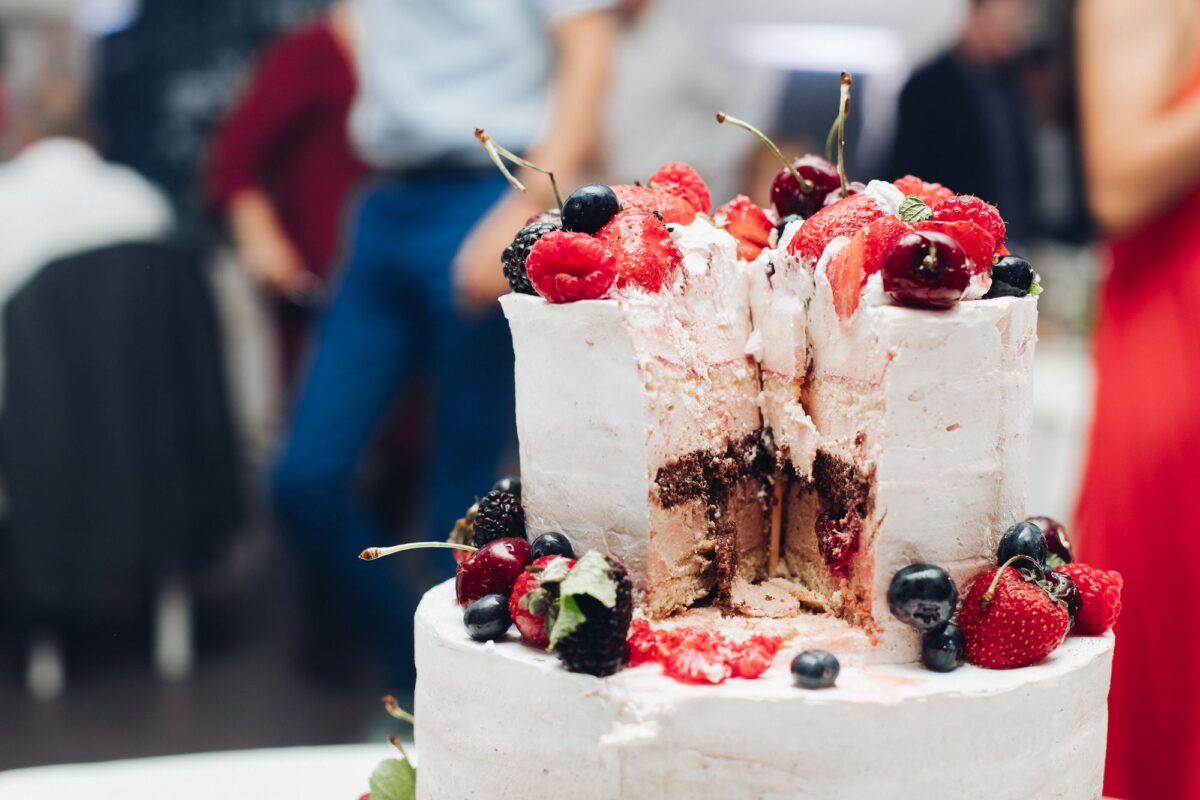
[
  {"xmin": 1025, "ymin": 515, "xmax": 1073, "ymax": 564},
  {"xmin": 983, "ymin": 279, "xmax": 1027, "ymax": 299},
  {"xmin": 596, "ymin": 207, "xmax": 683, "ymax": 293},
  {"xmin": 880, "ymin": 230, "xmax": 972, "ymax": 309},
  {"xmin": 888, "ymin": 564, "xmax": 958, "ymax": 630},
  {"xmin": 958, "ymin": 560, "xmax": 1070, "ymax": 669},
  {"xmin": 921, "ymin": 623, "xmax": 967, "ymax": 673},
  {"xmin": 463, "ymin": 593, "xmax": 512, "ymax": 641},
  {"xmin": 628, "ymin": 619, "xmax": 782, "ymax": 684},
  {"xmin": 455, "ymin": 537, "xmax": 532, "ymax": 606},
  {"xmin": 931, "ymin": 194, "xmax": 1007, "ymax": 251},
  {"xmin": 1044, "ymin": 569, "xmax": 1082, "ymax": 628},
  {"xmin": 649, "ymin": 162, "xmax": 712, "ymax": 214},
  {"xmin": 531, "ymin": 531, "xmax": 575, "ymax": 560},
  {"xmin": 548, "ymin": 551, "xmax": 633, "ymax": 677},
  {"xmin": 501, "ymin": 220, "xmax": 560, "ymax": 295},
  {"xmin": 561, "ymin": 183, "xmax": 621, "ymax": 234},
  {"xmin": 991, "ymin": 255, "xmax": 1036, "ymax": 294},
  {"xmin": 997, "ymin": 521, "xmax": 1049, "ymax": 575},
  {"xmin": 715, "ymin": 195, "xmax": 774, "ymax": 261},
  {"xmin": 510, "ymin": 555, "xmax": 574, "ymax": 648},
  {"xmin": 491, "ymin": 475, "xmax": 522, "ymax": 498},
  {"xmin": 471, "ymin": 489, "xmax": 526, "ymax": 548},
  {"xmin": 815, "ymin": 508, "xmax": 861, "ymax": 578},
  {"xmin": 1053, "ymin": 563, "xmax": 1123, "ymax": 635},
  {"xmin": 525, "ymin": 230, "xmax": 619, "ymax": 303},
  {"xmin": 791, "ymin": 650, "xmax": 840, "ymax": 689}
]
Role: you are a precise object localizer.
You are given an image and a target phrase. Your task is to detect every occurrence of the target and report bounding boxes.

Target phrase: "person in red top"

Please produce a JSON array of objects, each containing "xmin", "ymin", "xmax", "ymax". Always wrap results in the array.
[
  {"xmin": 1076, "ymin": 1, "xmax": 1200, "ymax": 797},
  {"xmin": 208, "ymin": 4, "xmax": 365, "ymax": 381}
]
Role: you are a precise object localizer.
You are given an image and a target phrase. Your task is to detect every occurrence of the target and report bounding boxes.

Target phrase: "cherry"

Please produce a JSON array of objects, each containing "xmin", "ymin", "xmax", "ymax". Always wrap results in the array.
[
  {"xmin": 771, "ymin": 155, "xmax": 841, "ymax": 218},
  {"xmin": 881, "ymin": 231, "xmax": 971, "ymax": 309},
  {"xmin": 1025, "ymin": 515, "xmax": 1073, "ymax": 563},
  {"xmin": 455, "ymin": 537, "xmax": 532, "ymax": 606},
  {"xmin": 1045, "ymin": 569, "xmax": 1082, "ymax": 628}
]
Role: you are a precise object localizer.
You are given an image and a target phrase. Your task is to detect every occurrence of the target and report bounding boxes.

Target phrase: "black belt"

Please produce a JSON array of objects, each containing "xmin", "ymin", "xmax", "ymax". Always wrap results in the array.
[{"xmin": 383, "ymin": 159, "xmax": 502, "ymax": 182}]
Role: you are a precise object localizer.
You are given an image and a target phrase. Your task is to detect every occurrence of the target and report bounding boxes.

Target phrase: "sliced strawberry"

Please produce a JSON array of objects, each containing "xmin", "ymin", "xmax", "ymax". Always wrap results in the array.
[
  {"xmin": 789, "ymin": 193, "xmax": 884, "ymax": 262},
  {"xmin": 612, "ymin": 184, "xmax": 698, "ymax": 225},
  {"xmin": 509, "ymin": 555, "xmax": 575, "ymax": 649},
  {"xmin": 715, "ymin": 195, "xmax": 773, "ymax": 261},
  {"xmin": 649, "ymin": 162, "xmax": 711, "ymax": 214},
  {"xmin": 914, "ymin": 219, "xmax": 996, "ymax": 275},
  {"xmin": 825, "ymin": 229, "xmax": 868, "ymax": 320},
  {"xmin": 862, "ymin": 215, "xmax": 911, "ymax": 275},
  {"xmin": 596, "ymin": 207, "xmax": 683, "ymax": 292}
]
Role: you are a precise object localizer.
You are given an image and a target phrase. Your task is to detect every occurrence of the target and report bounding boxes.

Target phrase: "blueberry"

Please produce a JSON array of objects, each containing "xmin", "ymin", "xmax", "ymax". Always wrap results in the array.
[
  {"xmin": 991, "ymin": 256, "xmax": 1034, "ymax": 292},
  {"xmin": 775, "ymin": 213, "xmax": 803, "ymax": 241},
  {"xmin": 887, "ymin": 564, "xmax": 958, "ymax": 630},
  {"xmin": 562, "ymin": 184, "xmax": 620, "ymax": 234},
  {"xmin": 921, "ymin": 623, "xmax": 966, "ymax": 672},
  {"xmin": 997, "ymin": 521, "xmax": 1048, "ymax": 574},
  {"xmin": 791, "ymin": 650, "xmax": 839, "ymax": 689},
  {"xmin": 491, "ymin": 475, "xmax": 522, "ymax": 497},
  {"xmin": 1045, "ymin": 570, "xmax": 1082, "ymax": 628},
  {"xmin": 531, "ymin": 531, "xmax": 574, "ymax": 560},
  {"xmin": 983, "ymin": 279, "xmax": 1026, "ymax": 299},
  {"xmin": 463, "ymin": 593, "xmax": 512, "ymax": 642}
]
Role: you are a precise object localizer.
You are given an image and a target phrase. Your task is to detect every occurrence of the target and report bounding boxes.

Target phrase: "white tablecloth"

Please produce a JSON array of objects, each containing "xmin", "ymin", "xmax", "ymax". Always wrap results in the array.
[{"xmin": 0, "ymin": 744, "xmax": 400, "ymax": 800}]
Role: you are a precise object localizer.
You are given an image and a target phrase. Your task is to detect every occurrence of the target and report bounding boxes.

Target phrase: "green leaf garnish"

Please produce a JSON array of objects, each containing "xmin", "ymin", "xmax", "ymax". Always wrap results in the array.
[
  {"xmin": 547, "ymin": 550, "xmax": 618, "ymax": 650},
  {"xmin": 1028, "ymin": 276, "xmax": 1043, "ymax": 296},
  {"xmin": 369, "ymin": 757, "xmax": 416, "ymax": 800},
  {"xmin": 898, "ymin": 194, "xmax": 932, "ymax": 223}
]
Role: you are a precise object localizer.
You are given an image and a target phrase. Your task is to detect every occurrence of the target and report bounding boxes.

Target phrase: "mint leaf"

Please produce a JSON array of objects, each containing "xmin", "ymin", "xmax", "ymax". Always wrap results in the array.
[
  {"xmin": 548, "ymin": 593, "xmax": 586, "ymax": 649},
  {"xmin": 369, "ymin": 758, "xmax": 416, "ymax": 800},
  {"xmin": 1046, "ymin": 553, "xmax": 1066, "ymax": 569},
  {"xmin": 547, "ymin": 550, "xmax": 617, "ymax": 650},
  {"xmin": 898, "ymin": 194, "xmax": 932, "ymax": 223}
]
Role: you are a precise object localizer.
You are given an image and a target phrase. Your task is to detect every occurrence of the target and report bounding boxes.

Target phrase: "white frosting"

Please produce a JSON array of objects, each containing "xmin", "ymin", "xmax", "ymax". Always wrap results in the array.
[{"xmin": 415, "ymin": 579, "xmax": 1113, "ymax": 800}]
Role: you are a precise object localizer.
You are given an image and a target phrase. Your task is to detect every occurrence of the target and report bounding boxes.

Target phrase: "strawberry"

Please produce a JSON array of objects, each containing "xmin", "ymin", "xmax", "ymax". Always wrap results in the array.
[
  {"xmin": 913, "ymin": 219, "xmax": 996, "ymax": 275},
  {"xmin": 893, "ymin": 174, "xmax": 954, "ymax": 207},
  {"xmin": 664, "ymin": 647, "xmax": 732, "ymax": 684},
  {"xmin": 931, "ymin": 194, "xmax": 1007, "ymax": 251},
  {"xmin": 611, "ymin": 183, "xmax": 698, "ymax": 225},
  {"xmin": 788, "ymin": 192, "xmax": 885, "ymax": 262},
  {"xmin": 725, "ymin": 636, "xmax": 780, "ymax": 679},
  {"xmin": 650, "ymin": 162, "xmax": 712, "ymax": 214},
  {"xmin": 862, "ymin": 215, "xmax": 911, "ymax": 275},
  {"xmin": 1053, "ymin": 564, "xmax": 1123, "ymax": 636},
  {"xmin": 715, "ymin": 195, "xmax": 773, "ymax": 261},
  {"xmin": 509, "ymin": 555, "xmax": 575, "ymax": 649},
  {"xmin": 525, "ymin": 231, "xmax": 618, "ymax": 303},
  {"xmin": 596, "ymin": 207, "xmax": 683, "ymax": 292},
  {"xmin": 958, "ymin": 562, "xmax": 1070, "ymax": 669},
  {"xmin": 626, "ymin": 619, "xmax": 781, "ymax": 683},
  {"xmin": 825, "ymin": 230, "xmax": 868, "ymax": 320}
]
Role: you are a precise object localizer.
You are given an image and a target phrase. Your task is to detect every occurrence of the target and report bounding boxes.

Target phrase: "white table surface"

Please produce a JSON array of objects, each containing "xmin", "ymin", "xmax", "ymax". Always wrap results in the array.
[{"xmin": 0, "ymin": 743, "xmax": 401, "ymax": 800}]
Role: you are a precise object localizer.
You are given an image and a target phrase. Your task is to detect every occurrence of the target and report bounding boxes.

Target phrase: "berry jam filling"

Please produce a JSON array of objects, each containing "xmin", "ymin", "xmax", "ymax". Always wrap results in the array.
[{"xmin": 815, "ymin": 507, "xmax": 862, "ymax": 579}]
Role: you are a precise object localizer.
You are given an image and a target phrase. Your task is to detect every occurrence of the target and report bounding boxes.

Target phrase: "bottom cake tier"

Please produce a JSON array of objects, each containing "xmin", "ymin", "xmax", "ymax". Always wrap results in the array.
[{"xmin": 414, "ymin": 580, "xmax": 1113, "ymax": 800}]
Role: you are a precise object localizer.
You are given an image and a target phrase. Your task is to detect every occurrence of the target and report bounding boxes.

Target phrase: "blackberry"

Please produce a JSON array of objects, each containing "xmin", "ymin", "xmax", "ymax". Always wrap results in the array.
[
  {"xmin": 775, "ymin": 213, "xmax": 802, "ymax": 241},
  {"xmin": 554, "ymin": 559, "xmax": 633, "ymax": 677},
  {"xmin": 471, "ymin": 489, "xmax": 526, "ymax": 548},
  {"xmin": 502, "ymin": 221, "xmax": 560, "ymax": 295}
]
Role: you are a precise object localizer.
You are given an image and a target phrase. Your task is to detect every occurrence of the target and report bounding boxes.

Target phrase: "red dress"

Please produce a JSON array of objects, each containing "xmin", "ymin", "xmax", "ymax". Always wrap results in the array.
[{"xmin": 1076, "ymin": 69, "xmax": 1200, "ymax": 800}]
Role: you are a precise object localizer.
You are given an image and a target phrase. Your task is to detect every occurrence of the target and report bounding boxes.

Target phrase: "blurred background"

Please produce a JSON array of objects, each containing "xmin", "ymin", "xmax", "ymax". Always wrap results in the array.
[{"xmin": 0, "ymin": 0, "xmax": 1095, "ymax": 773}]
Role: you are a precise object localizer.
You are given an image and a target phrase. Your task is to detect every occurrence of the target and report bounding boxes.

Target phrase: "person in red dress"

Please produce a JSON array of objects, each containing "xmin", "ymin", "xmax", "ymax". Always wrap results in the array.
[
  {"xmin": 208, "ymin": 4, "xmax": 365, "ymax": 381},
  {"xmin": 1076, "ymin": 1, "xmax": 1200, "ymax": 797}
]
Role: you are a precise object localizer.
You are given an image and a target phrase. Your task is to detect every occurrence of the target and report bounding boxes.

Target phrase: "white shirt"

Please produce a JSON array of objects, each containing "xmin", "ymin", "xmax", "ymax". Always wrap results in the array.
[
  {"xmin": 0, "ymin": 137, "xmax": 173, "ymax": 310},
  {"xmin": 349, "ymin": 0, "xmax": 613, "ymax": 170}
]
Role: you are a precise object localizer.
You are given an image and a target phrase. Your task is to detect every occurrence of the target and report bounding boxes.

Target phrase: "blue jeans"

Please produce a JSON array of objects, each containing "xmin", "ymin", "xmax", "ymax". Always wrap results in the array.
[{"xmin": 271, "ymin": 174, "xmax": 515, "ymax": 688}]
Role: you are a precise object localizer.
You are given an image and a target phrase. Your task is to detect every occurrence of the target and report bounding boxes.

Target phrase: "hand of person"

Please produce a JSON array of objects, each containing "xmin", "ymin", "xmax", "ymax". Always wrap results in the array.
[
  {"xmin": 453, "ymin": 192, "xmax": 546, "ymax": 313},
  {"xmin": 239, "ymin": 232, "xmax": 322, "ymax": 299}
]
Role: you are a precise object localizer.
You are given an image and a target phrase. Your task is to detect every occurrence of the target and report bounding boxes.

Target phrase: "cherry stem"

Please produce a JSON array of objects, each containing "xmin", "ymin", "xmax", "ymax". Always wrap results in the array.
[
  {"xmin": 715, "ymin": 112, "xmax": 813, "ymax": 193},
  {"xmin": 381, "ymin": 694, "xmax": 416, "ymax": 724},
  {"xmin": 981, "ymin": 554, "xmax": 1044, "ymax": 606},
  {"xmin": 475, "ymin": 128, "xmax": 564, "ymax": 210},
  {"xmin": 823, "ymin": 72, "xmax": 853, "ymax": 196},
  {"xmin": 359, "ymin": 541, "xmax": 477, "ymax": 561},
  {"xmin": 388, "ymin": 735, "xmax": 411, "ymax": 759}
]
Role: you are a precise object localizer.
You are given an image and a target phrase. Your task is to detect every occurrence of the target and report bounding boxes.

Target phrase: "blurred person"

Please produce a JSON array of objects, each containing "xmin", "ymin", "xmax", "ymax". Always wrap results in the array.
[
  {"xmin": 1076, "ymin": 1, "xmax": 1200, "ymax": 797},
  {"xmin": 886, "ymin": 0, "xmax": 1036, "ymax": 244},
  {"xmin": 269, "ymin": 0, "xmax": 618, "ymax": 690},
  {"xmin": 207, "ymin": 2, "xmax": 366, "ymax": 383}
]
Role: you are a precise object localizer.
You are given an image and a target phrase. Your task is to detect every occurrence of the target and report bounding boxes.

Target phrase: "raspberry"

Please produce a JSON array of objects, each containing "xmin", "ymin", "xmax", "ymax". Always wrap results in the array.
[
  {"xmin": 525, "ymin": 231, "xmax": 618, "ymax": 303},
  {"xmin": 596, "ymin": 207, "xmax": 683, "ymax": 293},
  {"xmin": 715, "ymin": 195, "xmax": 773, "ymax": 261},
  {"xmin": 913, "ymin": 219, "xmax": 996, "ymax": 275},
  {"xmin": 893, "ymin": 174, "xmax": 955, "ymax": 207},
  {"xmin": 611, "ymin": 183, "xmax": 698, "ymax": 225},
  {"xmin": 501, "ymin": 220, "xmax": 560, "ymax": 295},
  {"xmin": 1054, "ymin": 564, "xmax": 1123, "ymax": 635},
  {"xmin": 471, "ymin": 489, "xmax": 525, "ymax": 548},
  {"xmin": 788, "ymin": 193, "xmax": 885, "ymax": 262},
  {"xmin": 815, "ymin": 508, "xmax": 862, "ymax": 578},
  {"xmin": 649, "ymin": 162, "xmax": 711, "ymax": 214},
  {"xmin": 931, "ymin": 194, "xmax": 1006, "ymax": 251}
]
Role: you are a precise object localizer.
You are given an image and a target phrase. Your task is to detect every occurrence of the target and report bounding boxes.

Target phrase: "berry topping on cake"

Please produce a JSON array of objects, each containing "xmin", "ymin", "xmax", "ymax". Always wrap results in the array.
[
  {"xmin": 627, "ymin": 619, "xmax": 782, "ymax": 684},
  {"xmin": 931, "ymin": 194, "xmax": 1007, "ymax": 251},
  {"xmin": 861, "ymin": 215, "xmax": 912, "ymax": 275},
  {"xmin": 463, "ymin": 593, "xmax": 512, "ymax": 642},
  {"xmin": 1053, "ymin": 564, "xmax": 1123, "ymax": 635},
  {"xmin": 715, "ymin": 195, "xmax": 774, "ymax": 261},
  {"xmin": 880, "ymin": 230, "xmax": 972, "ymax": 309},
  {"xmin": 649, "ymin": 161, "xmax": 712, "ymax": 214},
  {"xmin": 491, "ymin": 475, "xmax": 522, "ymax": 497},
  {"xmin": 773, "ymin": 154, "xmax": 842, "ymax": 218},
  {"xmin": 502, "ymin": 221, "xmax": 561, "ymax": 295},
  {"xmin": 561, "ymin": 183, "xmax": 621, "ymax": 234},
  {"xmin": 509, "ymin": 554, "xmax": 574, "ymax": 648},
  {"xmin": 471, "ymin": 489, "xmax": 526, "ymax": 548},
  {"xmin": 958, "ymin": 559, "xmax": 1070, "ymax": 669},
  {"xmin": 921, "ymin": 623, "xmax": 967, "ymax": 673},
  {"xmin": 525, "ymin": 231, "xmax": 618, "ymax": 303},
  {"xmin": 596, "ymin": 207, "xmax": 683, "ymax": 292},
  {"xmin": 611, "ymin": 183, "xmax": 698, "ymax": 225},
  {"xmin": 912, "ymin": 219, "xmax": 996, "ymax": 277},
  {"xmin": 887, "ymin": 564, "xmax": 959, "ymax": 631},
  {"xmin": 1044, "ymin": 569, "xmax": 1082, "ymax": 628},
  {"xmin": 791, "ymin": 650, "xmax": 840, "ymax": 689},
  {"xmin": 1025, "ymin": 515, "xmax": 1072, "ymax": 564},
  {"xmin": 824, "ymin": 230, "xmax": 868, "ymax": 320},
  {"xmin": 788, "ymin": 192, "xmax": 885, "ymax": 262},
  {"xmin": 893, "ymin": 174, "xmax": 954, "ymax": 207},
  {"xmin": 986, "ymin": 255, "xmax": 1039, "ymax": 299},
  {"xmin": 455, "ymin": 537, "xmax": 532, "ymax": 606},
  {"xmin": 815, "ymin": 508, "xmax": 862, "ymax": 578},
  {"xmin": 545, "ymin": 551, "xmax": 633, "ymax": 677},
  {"xmin": 997, "ymin": 521, "xmax": 1048, "ymax": 575},
  {"xmin": 530, "ymin": 531, "xmax": 575, "ymax": 559},
  {"xmin": 525, "ymin": 208, "xmax": 562, "ymax": 226}
]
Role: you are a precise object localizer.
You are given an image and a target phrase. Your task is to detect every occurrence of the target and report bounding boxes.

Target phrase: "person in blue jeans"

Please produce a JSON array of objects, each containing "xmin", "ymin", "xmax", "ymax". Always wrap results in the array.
[{"xmin": 270, "ymin": 0, "xmax": 617, "ymax": 691}]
